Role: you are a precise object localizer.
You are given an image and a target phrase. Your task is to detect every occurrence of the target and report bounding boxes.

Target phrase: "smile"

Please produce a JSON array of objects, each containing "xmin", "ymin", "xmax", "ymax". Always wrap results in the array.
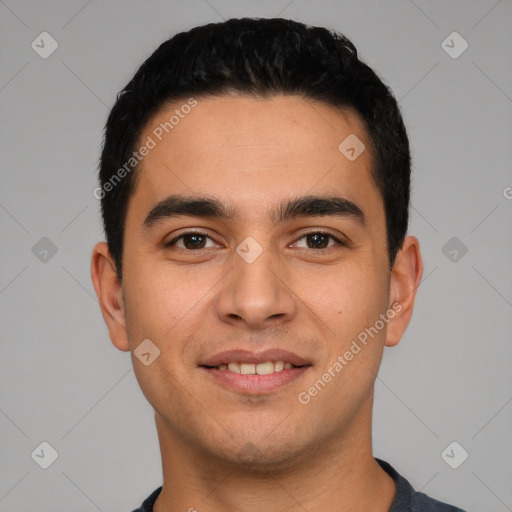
[
  {"xmin": 200, "ymin": 364, "xmax": 311, "ymax": 394},
  {"xmin": 213, "ymin": 361, "xmax": 294, "ymax": 374}
]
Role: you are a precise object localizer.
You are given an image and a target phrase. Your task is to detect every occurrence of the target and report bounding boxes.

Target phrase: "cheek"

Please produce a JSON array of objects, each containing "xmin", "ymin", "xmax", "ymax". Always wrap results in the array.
[
  {"xmin": 304, "ymin": 260, "xmax": 386, "ymax": 333},
  {"xmin": 123, "ymin": 262, "xmax": 181, "ymax": 340},
  {"xmin": 123, "ymin": 260, "xmax": 218, "ymax": 359},
  {"xmin": 124, "ymin": 270, "xmax": 200, "ymax": 406}
]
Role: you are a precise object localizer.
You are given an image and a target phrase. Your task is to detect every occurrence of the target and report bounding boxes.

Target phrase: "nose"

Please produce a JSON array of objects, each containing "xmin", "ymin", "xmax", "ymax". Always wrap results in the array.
[{"xmin": 216, "ymin": 245, "xmax": 297, "ymax": 330}]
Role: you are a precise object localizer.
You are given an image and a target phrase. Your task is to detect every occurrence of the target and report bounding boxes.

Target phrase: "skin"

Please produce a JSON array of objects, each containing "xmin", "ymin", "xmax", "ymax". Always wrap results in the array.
[{"xmin": 91, "ymin": 94, "xmax": 423, "ymax": 512}]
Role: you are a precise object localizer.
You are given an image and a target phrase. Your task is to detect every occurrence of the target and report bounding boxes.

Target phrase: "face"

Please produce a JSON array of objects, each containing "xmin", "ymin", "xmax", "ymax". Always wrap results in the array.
[{"xmin": 92, "ymin": 94, "xmax": 421, "ymax": 471}]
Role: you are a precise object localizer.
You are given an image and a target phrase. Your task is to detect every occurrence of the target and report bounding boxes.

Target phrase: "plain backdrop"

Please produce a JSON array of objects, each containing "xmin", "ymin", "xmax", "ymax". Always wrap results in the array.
[{"xmin": 1, "ymin": 1, "xmax": 511, "ymax": 511}]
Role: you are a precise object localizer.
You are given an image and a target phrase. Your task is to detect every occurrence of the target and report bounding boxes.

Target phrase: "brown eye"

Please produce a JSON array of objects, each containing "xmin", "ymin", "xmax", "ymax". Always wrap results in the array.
[
  {"xmin": 166, "ymin": 232, "xmax": 215, "ymax": 250},
  {"xmin": 306, "ymin": 233, "xmax": 329, "ymax": 249},
  {"xmin": 294, "ymin": 232, "xmax": 343, "ymax": 250}
]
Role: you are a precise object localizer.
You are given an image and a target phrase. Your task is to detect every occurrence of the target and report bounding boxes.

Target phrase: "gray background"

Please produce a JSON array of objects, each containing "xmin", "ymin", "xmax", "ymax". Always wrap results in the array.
[{"xmin": 1, "ymin": 0, "xmax": 511, "ymax": 511}]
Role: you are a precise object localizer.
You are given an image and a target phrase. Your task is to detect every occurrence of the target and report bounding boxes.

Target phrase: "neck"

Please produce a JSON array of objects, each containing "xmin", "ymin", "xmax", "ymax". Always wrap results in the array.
[{"xmin": 153, "ymin": 399, "xmax": 395, "ymax": 512}]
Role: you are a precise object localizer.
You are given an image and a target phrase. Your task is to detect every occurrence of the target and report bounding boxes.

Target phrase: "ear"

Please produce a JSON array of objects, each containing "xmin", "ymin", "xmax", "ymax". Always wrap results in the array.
[
  {"xmin": 91, "ymin": 242, "xmax": 130, "ymax": 352},
  {"xmin": 385, "ymin": 236, "xmax": 423, "ymax": 348}
]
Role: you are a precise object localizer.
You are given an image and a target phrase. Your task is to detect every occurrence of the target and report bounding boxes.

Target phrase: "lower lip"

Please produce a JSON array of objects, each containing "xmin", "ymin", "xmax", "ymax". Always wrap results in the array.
[{"xmin": 200, "ymin": 366, "xmax": 310, "ymax": 394}]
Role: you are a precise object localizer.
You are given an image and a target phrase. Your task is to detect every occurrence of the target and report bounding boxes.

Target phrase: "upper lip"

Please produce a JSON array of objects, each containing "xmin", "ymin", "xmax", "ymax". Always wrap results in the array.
[{"xmin": 200, "ymin": 349, "xmax": 311, "ymax": 367}]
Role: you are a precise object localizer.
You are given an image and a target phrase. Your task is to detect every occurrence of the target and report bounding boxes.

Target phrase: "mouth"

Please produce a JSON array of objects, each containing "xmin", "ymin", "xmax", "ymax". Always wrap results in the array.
[
  {"xmin": 204, "ymin": 360, "xmax": 298, "ymax": 374},
  {"xmin": 199, "ymin": 349, "xmax": 312, "ymax": 394}
]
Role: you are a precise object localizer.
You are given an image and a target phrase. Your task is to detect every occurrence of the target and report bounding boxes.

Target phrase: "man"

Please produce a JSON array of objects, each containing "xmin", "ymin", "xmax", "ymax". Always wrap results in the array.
[{"xmin": 91, "ymin": 18, "xmax": 466, "ymax": 512}]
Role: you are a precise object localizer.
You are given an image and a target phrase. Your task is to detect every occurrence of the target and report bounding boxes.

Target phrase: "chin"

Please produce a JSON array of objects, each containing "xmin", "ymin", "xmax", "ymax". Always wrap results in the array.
[{"xmin": 208, "ymin": 430, "xmax": 313, "ymax": 473}]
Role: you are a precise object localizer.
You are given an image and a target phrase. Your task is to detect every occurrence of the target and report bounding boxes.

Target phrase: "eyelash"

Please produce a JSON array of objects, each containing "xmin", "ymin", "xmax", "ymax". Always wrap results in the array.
[{"xmin": 165, "ymin": 231, "xmax": 346, "ymax": 251}]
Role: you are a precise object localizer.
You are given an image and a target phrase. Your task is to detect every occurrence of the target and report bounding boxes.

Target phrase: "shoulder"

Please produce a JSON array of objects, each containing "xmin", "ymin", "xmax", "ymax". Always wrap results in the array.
[
  {"xmin": 410, "ymin": 490, "xmax": 468, "ymax": 512},
  {"xmin": 130, "ymin": 486, "xmax": 162, "ymax": 512},
  {"xmin": 376, "ymin": 459, "xmax": 467, "ymax": 512}
]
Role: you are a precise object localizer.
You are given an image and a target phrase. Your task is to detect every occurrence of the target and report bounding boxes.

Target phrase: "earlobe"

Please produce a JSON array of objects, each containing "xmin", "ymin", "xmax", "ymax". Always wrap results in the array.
[
  {"xmin": 90, "ymin": 242, "xmax": 130, "ymax": 352},
  {"xmin": 385, "ymin": 236, "xmax": 423, "ymax": 348}
]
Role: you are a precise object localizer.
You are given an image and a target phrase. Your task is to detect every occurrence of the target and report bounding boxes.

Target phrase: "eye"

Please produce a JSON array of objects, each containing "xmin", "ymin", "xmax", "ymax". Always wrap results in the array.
[
  {"xmin": 165, "ymin": 231, "xmax": 217, "ymax": 250},
  {"xmin": 165, "ymin": 231, "xmax": 346, "ymax": 251},
  {"xmin": 293, "ymin": 232, "xmax": 345, "ymax": 250}
]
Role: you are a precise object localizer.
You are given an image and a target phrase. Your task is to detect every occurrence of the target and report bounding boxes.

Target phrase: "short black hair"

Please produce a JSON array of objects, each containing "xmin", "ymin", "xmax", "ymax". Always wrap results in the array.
[{"xmin": 98, "ymin": 17, "xmax": 411, "ymax": 281}]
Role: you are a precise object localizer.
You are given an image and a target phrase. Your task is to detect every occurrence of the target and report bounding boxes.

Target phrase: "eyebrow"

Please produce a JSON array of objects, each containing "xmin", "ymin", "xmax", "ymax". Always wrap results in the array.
[{"xmin": 142, "ymin": 194, "xmax": 366, "ymax": 229}]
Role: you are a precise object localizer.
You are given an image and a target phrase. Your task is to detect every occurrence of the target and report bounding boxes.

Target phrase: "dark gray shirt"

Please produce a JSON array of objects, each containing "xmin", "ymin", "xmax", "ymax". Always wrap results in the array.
[{"xmin": 131, "ymin": 458, "xmax": 467, "ymax": 511}]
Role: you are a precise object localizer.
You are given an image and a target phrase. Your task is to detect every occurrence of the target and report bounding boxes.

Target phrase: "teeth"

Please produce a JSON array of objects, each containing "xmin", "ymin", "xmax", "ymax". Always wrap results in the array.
[
  {"xmin": 216, "ymin": 360, "xmax": 295, "ymax": 374},
  {"xmin": 240, "ymin": 363, "xmax": 256, "ymax": 375},
  {"xmin": 256, "ymin": 361, "xmax": 274, "ymax": 375},
  {"xmin": 228, "ymin": 362, "xmax": 241, "ymax": 373},
  {"xmin": 274, "ymin": 361, "xmax": 284, "ymax": 372}
]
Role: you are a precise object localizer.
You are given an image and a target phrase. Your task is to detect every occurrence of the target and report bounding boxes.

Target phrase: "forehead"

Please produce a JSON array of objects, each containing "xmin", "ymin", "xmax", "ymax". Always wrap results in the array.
[{"xmin": 127, "ymin": 94, "xmax": 381, "ymax": 225}]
